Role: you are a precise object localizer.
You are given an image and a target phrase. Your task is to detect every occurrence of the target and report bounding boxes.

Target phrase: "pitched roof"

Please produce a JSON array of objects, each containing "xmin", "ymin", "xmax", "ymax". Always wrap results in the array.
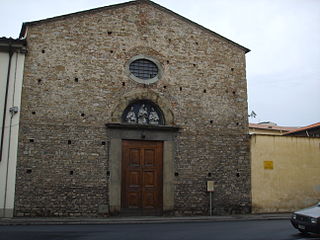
[
  {"xmin": 283, "ymin": 122, "xmax": 320, "ymax": 135},
  {"xmin": 249, "ymin": 123, "xmax": 298, "ymax": 132},
  {"xmin": 19, "ymin": 0, "xmax": 250, "ymax": 53}
]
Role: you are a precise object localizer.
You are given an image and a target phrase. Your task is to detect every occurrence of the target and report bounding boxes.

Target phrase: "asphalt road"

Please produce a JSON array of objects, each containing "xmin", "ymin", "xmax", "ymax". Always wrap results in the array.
[{"xmin": 0, "ymin": 220, "xmax": 319, "ymax": 240}]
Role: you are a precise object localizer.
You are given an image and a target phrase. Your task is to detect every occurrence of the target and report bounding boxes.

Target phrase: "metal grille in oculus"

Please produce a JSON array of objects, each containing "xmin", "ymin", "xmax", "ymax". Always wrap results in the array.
[{"xmin": 129, "ymin": 59, "xmax": 158, "ymax": 80}]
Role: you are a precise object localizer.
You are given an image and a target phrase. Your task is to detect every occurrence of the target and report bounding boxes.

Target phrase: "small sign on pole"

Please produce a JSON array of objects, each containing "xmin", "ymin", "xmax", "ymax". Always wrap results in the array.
[
  {"xmin": 207, "ymin": 181, "xmax": 215, "ymax": 192},
  {"xmin": 207, "ymin": 181, "xmax": 215, "ymax": 216}
]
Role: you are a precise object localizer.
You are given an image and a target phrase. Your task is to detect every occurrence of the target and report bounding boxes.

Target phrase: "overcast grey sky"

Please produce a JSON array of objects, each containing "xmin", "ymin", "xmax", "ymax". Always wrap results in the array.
[{"xmin": 1, "ymin": 0, "xmax": 319, "ymax": 126}]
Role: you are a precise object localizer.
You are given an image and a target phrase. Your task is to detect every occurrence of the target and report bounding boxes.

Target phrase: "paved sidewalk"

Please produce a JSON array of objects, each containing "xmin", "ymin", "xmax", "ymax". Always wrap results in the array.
[{"xmin": 0, "ymin": 213, "xmax": 291, "ymax": 225}]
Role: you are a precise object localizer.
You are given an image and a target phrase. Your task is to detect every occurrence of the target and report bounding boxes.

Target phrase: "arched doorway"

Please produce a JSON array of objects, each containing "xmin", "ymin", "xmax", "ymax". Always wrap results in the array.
[
  {"xmin": 121, "ymin": 100, "xmax": 165, "ymax": 215},
  {"xmin": 107, "ymin": 99, "xmax": 179, "ymax": 216}
]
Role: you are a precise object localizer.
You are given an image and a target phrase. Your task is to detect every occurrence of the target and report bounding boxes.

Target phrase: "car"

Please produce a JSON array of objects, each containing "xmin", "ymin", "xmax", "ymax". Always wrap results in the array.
[{"xmin": 291, "ymin": 202, "xmax": 320, "ymax": 234}]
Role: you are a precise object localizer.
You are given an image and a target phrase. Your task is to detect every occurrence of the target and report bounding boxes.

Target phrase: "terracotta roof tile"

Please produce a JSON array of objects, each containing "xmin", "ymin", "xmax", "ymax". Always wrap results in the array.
[{"xmin": 283, "ymin": 122, "xmax": 320, "ymax": 135}]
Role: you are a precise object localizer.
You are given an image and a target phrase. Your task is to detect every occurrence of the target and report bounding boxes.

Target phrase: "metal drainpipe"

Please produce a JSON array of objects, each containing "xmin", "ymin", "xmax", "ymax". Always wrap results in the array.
[
  {"xmin": 0, "ymin": 43, "xmax": 13, "ymax": 162},
  {"xmin": 306, "ymin": 130, "xmax": 309, "ymax": 137}
]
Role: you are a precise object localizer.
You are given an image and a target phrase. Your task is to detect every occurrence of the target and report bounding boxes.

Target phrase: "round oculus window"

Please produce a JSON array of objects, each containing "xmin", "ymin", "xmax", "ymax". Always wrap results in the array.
[
  {"xmin": 129, "ymin": 58, "xmax": 159, "ymax": 80},
  {"xmin": 127, "ymin": 56, "xmax": 162, "ymax": 84}
]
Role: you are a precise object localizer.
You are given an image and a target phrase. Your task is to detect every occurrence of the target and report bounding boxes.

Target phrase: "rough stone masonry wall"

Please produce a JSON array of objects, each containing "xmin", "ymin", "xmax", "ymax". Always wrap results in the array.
[{"xmin": 15, "ymin": 2, "xmax": 251, "ymax": 217}]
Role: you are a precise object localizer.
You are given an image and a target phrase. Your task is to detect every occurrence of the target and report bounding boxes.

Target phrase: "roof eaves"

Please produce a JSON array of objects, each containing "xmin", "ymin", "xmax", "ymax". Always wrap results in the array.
[
  {"xmin": 250, "ymin": 127, "xmax": 280, "ymax": 132},
  {"xmin": 283, "ymin": 122, "xmax": 320, "ymax": 135},
  {"xmin": 0, "ymin": 37, "xmax": 27, "ymax": 53},
  {"xmin": 249, "ymin": 124, "xmax": 296, "ymax": 132}
]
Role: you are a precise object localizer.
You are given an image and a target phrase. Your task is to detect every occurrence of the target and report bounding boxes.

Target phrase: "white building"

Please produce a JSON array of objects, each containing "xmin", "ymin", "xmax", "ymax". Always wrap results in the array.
[{"xmin": 0, "ymin": 38, "xmax": 26, "ymax": 217}]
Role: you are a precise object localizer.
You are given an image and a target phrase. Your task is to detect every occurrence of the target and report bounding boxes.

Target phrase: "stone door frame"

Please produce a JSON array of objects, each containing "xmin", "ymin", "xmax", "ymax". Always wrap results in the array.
[{"xmin": 106, "ymin": 123, "xmax": 179, "ymax": 215}]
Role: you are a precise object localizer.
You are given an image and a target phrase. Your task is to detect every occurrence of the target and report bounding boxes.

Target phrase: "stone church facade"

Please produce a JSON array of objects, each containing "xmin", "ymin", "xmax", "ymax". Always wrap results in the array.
[{"xmin": 14, "ymin": 0, "xmax": 251, "ymax": 217}]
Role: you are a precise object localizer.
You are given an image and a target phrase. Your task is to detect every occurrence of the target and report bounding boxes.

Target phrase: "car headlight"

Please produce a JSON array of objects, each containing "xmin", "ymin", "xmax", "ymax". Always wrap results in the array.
[
  {"xmin": 292, "ymin": 214, "xmax": 297, "ymax": 220},
  {"xmin": 311, "ymin": 217, "xmax": 317, "ymax": 224}
]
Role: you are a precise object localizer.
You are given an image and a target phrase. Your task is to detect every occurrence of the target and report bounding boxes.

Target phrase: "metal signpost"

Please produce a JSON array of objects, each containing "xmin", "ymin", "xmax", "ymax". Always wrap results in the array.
[{"xmin": 207, "ymin": 181, "xmax": 215, "ymax": 216}]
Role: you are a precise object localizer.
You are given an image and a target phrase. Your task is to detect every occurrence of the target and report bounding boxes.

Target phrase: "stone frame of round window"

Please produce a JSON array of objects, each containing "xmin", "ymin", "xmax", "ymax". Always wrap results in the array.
[{"xmin": 126, "ymin": 55, "xmax": 163, "ymax": 84}]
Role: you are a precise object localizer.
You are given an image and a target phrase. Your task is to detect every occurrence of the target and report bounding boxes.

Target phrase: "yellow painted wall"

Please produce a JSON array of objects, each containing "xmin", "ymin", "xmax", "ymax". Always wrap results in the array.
[{"xmin": 251, "ymin": 135, "xmax": 320, "ymax": 213}]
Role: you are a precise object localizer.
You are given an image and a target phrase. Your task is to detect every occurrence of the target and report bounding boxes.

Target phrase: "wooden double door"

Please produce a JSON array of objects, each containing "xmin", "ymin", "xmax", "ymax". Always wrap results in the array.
[{"xmin": 121, "ymin": 140, "xmax": 163, "ymax": 215}]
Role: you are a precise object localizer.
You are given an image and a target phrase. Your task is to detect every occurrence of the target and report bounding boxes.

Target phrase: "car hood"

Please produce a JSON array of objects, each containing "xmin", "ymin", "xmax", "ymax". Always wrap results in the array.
[{"xmin": 295, "ymin": 206, "xmax": 320, "ymax": 218}]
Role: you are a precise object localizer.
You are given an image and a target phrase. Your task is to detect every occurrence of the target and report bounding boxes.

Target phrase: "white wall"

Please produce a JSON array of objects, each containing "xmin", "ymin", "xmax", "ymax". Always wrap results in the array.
[
  {"xmin": 0, "ymin": 53, "xmax": 9, "ymax": 146},
  {"xmin": 0, "ymin": 50, "xmax": 25, "ymax": 218}
]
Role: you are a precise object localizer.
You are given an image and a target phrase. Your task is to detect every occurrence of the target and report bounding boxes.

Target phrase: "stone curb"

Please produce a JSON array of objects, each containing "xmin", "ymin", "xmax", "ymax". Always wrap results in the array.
[{"xmin": 0, "ymin": 214, "xmax": 291, "ymax": 226}]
